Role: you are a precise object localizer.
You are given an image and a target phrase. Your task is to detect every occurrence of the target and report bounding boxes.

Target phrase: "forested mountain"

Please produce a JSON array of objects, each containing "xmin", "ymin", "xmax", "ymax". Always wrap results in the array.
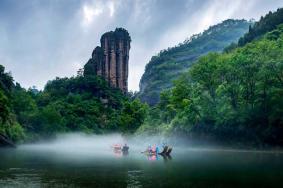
[
  {"xmin": 138, "ymin": 21, "xmax": 283, "ymax": 146},
  {"xmin": 0, "ymin": 67, "xmax": 147, "ymax": 143},
  {"xmin": 138, "ymin": 19, "xmax": 251, "ymax": 105}
]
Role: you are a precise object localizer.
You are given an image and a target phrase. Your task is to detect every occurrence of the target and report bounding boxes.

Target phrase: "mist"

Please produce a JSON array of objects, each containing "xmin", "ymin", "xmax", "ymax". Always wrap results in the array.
[
  {"xmin": 20, "ymin": 133, "xmax": 170, "ymax": 151},
  {"xmin": 18, "ymin": 133, "xmax": 277, "ymax": 159},
  {"xmin": 17, "ymin": 133, "xmax": 189, "ymax": 162},
  {"xmin": 18, "ymin": 133, "xmax": 283, "ymax": 161},
  {"xmin": 2, "ymin": 133, "xmax": 282, "ymax": 188}
]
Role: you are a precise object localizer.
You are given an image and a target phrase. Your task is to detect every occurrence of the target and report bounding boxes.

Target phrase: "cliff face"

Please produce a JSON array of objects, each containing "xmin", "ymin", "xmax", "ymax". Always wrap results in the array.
[{"xmin": 84, "ymin": 28, "xmax": 131, "ymax": 92}]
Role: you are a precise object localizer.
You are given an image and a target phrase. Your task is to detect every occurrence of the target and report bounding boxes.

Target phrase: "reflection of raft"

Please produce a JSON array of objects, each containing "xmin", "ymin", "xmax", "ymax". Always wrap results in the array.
[
  {"xmin": 114, "ymin": 146, "xmax": 121, "ymax": 150},
  {"xmin": 112, "ymin": 144, "xmax": 122, "ymax": 152},
  {"xmin": 142, "ymin": 150, "xmax": 158, "ymax": 156}
]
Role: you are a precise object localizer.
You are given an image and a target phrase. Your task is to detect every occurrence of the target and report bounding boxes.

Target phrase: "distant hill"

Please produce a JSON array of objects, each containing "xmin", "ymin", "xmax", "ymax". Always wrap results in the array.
[{"xmin": 138, "ymin": 19, "xmax": 251, "ymax": 105}]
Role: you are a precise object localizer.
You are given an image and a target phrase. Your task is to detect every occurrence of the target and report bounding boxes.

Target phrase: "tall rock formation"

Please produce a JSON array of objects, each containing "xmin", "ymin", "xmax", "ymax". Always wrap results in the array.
[{"xmin": 84, "ymin": 28, "xmax": 131, "ymax": 92}]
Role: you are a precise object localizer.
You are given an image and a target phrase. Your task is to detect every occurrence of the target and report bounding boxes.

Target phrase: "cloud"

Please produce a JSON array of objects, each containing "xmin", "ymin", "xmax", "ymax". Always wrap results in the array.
[
  {"xmin": 0, "ymin": 0, "xmax": 283, "ymax": 91},
  {"xmin": 81, "ymin": 1, "xmax": 117, "ymax": 27},
  {"xmin": 108, "ymin": 1, "xmax": 115, "ymax": 17},
  {"xmin": 82, "ymin": 4, "xmax": 103, "ymax": 26}
]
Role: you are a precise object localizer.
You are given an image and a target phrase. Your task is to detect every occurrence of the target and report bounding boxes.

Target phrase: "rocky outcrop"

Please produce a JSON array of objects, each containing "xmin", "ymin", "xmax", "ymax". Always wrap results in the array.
[{"xmin": 84, "ymin": 28, "xmax": 131, "ymax": 93}]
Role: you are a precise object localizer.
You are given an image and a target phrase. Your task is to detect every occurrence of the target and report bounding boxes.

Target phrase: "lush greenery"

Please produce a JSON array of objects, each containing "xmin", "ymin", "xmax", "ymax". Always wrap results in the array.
[
  {"xmin": 138, "ymin": 24, "xmax": 283, "ymax": 146},
  {"xmin": 138, "ymin": 19, "xmax": 251, "ymax": 105},
  {"xmin": 0, "ymin": 69, "xmax": 148, "ymax": 142},
  {"xmin": 0, "ymin": 65, "xmax": 26, "ymax": 142},
  {"xmin": 226, "ymin": 8, "xmax": 283, "ymax": 50}
]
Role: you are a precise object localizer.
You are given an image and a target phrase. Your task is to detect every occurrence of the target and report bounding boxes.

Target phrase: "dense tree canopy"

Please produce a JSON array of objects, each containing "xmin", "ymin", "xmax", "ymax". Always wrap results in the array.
[
  {"xmin": 0, "ymin": 69, "xmax": 148, "ymax": 142},
  {"xmin": 139, "ymin": 24, "xmax": 283, "ymax": 146}
]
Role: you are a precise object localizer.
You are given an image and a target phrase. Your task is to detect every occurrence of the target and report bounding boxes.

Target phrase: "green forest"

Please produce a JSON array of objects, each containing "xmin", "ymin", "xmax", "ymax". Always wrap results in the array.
[
  {"xmin": 1, "ymin": 8, "xmax": 283, "ymax": 147},
  {"xmin": 138, "ymin": 8, "xmax": 283, "ymax": 146},
  {"xmin": 0, "ymin": 71, "xmax": 148, "ymax": 143}
]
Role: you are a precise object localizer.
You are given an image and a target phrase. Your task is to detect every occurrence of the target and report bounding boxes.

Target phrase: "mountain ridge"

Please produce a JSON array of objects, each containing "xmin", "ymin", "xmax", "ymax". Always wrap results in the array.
[{"xmin": 138, "ymin": 19, "xmax": 252, "ymax": 105}]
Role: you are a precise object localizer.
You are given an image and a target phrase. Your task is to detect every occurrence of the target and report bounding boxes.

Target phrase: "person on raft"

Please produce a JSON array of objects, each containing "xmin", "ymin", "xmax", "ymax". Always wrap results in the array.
[
  {"xmin": 159, "ymin": 144, "xmax": 172, "ymax": 155},
  {"xmin": 143, "ymin": 145, "xmax": 159, "ymax": 155},
  {"xmin": 122, "ymin": 144, "xmax": 129, "ymax": 152}
]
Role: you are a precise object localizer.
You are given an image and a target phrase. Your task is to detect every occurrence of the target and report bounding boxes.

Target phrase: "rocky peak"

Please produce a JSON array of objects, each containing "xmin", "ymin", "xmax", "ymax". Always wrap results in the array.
[{"xmin": 84, "ymin": 28, "xmax": 131, "ymax": 93}]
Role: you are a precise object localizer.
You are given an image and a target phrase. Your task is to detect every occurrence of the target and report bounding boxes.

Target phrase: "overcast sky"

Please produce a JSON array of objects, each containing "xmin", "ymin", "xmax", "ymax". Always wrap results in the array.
[{"xmin": 1, "ymin": 0, "xmax": 283, "ymax": 91}]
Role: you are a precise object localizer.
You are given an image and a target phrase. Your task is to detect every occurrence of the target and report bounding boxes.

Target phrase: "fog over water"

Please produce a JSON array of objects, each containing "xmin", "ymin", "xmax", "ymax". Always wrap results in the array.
[
  {"xmin": 19, "ymin": 133, "xmax": 172, "ymax": 159},
  {"xmin": 21, "ymin": 133, "xmax": 126, "ymax": 156},
  {"xmin": 1, "ymin": 133, "xmax": 283, "ymax": 187},
  {"xmin": 18, "ymin": 133, "xmax": 283, "ymax": 157}
]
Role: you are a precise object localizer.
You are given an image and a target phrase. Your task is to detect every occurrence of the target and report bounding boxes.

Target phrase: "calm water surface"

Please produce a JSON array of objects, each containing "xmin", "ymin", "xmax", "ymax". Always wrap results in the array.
[{"xmin": 0, "ymin": 135, "xmax": 283, "ymax": 188}]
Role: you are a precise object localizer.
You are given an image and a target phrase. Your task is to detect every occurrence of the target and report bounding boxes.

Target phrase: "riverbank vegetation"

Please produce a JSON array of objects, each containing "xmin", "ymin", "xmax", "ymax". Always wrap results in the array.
[
  {"xmin": 138, "ymin": 19, "xmax": 283, "ymax": 147},
  {"xmin": 0, "ymin": 70, "xmax": 148, "ymax": 142}
]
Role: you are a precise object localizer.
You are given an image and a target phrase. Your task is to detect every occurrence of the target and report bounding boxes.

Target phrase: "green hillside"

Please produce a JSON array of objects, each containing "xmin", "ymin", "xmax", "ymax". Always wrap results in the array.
[
  {"xmin": 139, "ymin": 19, "xmax": 251, "ymax": 105},
  {"xmin": 138, "ymin": 22, "xmax": 283, "ymax": 146}
]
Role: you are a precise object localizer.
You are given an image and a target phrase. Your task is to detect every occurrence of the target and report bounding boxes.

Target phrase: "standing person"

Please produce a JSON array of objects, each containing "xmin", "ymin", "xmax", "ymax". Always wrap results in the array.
[
  {"xmin": 122, "ymin": 144, "xmax": 129, "ymax": 152},
  {"xmin": 160, "ymin": 144, "xmax": 169, "ymax": 155},
  {"xmin": 147, "ymin": 145, "xmax": 152, "ymax": 153},
  {"xmin": 122, "ymin": 144, "xmax": 129, "ymax": 155},
  {"xmin": 152, "ymin": 145, "xmax": 156, "ymax": 154},
  {"xmin": 156, "ymin": 146, "xmax": 159, "ymax": 154}
]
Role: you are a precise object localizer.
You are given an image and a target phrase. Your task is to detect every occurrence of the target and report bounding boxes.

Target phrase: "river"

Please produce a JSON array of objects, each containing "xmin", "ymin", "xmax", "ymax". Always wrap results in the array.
[{"xmin": 0, "ymin": 134, "xmax": 283, "ymax": 188}]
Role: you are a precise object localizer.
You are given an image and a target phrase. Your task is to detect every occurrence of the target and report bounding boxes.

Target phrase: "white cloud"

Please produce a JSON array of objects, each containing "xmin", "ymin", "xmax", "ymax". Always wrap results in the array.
[
  {"xmin": 108, "ymin": 1, "xmax": 115, "ymax": 17},
  {"xmin": 82, "ymin": 4, "xmax": 103, "ymax": 26}
]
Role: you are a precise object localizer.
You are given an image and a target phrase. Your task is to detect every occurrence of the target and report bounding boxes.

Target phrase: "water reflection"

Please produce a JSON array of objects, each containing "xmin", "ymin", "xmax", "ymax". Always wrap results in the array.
[
  {"xmin": 113, "ymin": 149, "xmax": 129, "ymax": 157},
  {"xmin": 113, "ymin": 149, "xmax": 123, "ymax": 158},
  {"xmin": 147, "ymin": 154, "xmax": 159, "ymax": 161},
  {"xmin": 141, "ymin": 153, "xmax": 173, "ymax": 162},
  {"xmin": 160, "ymin": 154, "xmax": 172, "ymax": 162},
  {"xmin": 123, "ymin": 150, "xmax": 129, "ymax": 156},
  {"xmin": 1, "ymin": 134, "xmax": 283, "ymax": 188}
]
